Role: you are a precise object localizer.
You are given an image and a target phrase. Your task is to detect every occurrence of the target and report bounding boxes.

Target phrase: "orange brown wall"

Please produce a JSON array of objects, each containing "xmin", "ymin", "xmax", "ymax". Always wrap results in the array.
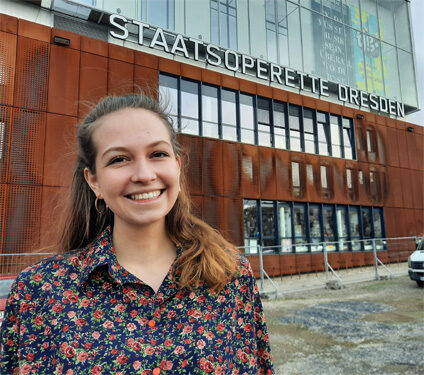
[{"xmin": 0, "ymin": 14, "xmax": 422, "ymax": 275}]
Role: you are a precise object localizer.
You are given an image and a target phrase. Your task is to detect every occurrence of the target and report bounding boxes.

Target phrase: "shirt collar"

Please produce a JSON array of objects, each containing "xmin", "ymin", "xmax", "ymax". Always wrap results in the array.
[{"xmin": 77, "ymin": 226, "xmax": 183, "ymax": 300}]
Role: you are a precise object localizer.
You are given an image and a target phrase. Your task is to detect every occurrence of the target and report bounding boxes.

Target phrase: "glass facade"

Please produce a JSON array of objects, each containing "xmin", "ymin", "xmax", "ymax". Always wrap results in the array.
[
  {"xmin": 51, "ymin": 0, "xmax": 418, "ymax": 109},
  {"xmin": 243, "ymin": 200, "xmax": 385, "ymax": 253},
  {"xmin": 160, "ymin": 73, "xmax": 356, "ymax": 160}
]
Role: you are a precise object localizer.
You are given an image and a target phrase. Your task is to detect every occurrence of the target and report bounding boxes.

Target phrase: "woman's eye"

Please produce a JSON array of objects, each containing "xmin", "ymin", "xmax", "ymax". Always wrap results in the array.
[
  {"xmin": 109, "ymin": 156, "xmax": 127, "ymax": 164},
  {"xmin": 152, "ymin": 151, "xmax": 169, "ymax": 158}
]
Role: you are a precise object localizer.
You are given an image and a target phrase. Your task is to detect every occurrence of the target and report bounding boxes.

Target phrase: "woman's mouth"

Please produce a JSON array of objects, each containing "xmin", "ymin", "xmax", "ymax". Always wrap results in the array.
[{"xmin": 127, "ymin": 190, "xmax": 163, "ymax": 201}]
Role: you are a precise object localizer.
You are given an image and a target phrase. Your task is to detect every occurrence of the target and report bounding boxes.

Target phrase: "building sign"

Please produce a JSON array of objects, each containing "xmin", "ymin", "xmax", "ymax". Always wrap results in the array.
[{"xmin": 109, "ymin": 14, "xmax": 405, "ymax": 117}]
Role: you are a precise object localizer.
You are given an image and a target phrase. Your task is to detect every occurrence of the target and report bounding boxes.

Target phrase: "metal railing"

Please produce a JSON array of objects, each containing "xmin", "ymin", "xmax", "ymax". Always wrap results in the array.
[{"xmin": 240, "ymin": 236, "xmax": 418, "ymax": 296}]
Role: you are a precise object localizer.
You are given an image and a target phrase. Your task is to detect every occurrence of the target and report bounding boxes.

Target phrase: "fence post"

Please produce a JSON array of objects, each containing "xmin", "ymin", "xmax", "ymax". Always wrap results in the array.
[
  {"xmin": 372, "ymin": 238, "xmax": 379, "ymax": 281},
  {"xmin": 323, "ymin": 242, "xmax": 329, "ymax": 281},
  {"xmin": 259, "ymin": 245, "xmax": 264, "ymax": 291}
]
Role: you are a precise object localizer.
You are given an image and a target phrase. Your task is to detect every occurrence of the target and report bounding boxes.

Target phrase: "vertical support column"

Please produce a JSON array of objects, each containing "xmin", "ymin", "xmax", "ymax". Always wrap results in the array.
[
  {"xmin": 373, "ymin": 238, "xmax": 379, "ymax": 280},
  {"xmin": 323, "ymin": 242, "xmax": 329, "ymax": 281},
  {"xmin": 259, "ymin": 245, "xmax": 264, "ymax": 291}
]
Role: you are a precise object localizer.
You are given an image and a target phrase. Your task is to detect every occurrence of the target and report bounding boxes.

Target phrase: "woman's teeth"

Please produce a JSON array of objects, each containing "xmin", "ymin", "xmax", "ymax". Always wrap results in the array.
[{"xmin": 130, "ymin": 190, "xmax": 161, "ymax": 200}]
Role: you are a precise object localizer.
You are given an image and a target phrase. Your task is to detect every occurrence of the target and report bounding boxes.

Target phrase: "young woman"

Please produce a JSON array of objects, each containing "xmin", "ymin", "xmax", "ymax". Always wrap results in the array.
[{"xmin": 0, "ymin": 94, "xmax": 273, "ymax": 374}]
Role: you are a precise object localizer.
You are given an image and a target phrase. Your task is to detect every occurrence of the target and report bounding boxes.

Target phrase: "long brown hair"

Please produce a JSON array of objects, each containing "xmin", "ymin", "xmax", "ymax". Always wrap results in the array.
[{"xmin": 59, "ymin": 94, "xmax": 237, "ymax": 292}]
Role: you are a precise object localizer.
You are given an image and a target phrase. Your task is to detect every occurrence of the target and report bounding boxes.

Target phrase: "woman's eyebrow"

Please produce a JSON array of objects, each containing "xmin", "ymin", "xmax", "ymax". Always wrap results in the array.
[{"xmin": 101, "ymin": 141, "xmax": 172, "ymax": 158}]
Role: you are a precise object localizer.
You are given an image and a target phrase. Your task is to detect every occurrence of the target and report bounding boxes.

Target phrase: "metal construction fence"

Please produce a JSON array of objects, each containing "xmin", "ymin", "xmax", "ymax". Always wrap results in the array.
[{"xmin": 238, "ymin": 236, "xmax": 419, "ymax": 295}]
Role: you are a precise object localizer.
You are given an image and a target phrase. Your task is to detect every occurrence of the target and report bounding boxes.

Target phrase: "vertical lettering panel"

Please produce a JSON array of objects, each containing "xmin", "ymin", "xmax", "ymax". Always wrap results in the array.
[
  {"xmin": 14, "ymin": 36, "xmax": 49, "ymax": 111},
  {"xmin": 8, "ymin": 109, "xmax": 45, "ymax": 185},
  {"xmin": 0, "ymin": 31, "xmax": 17, "ymax": 106},
  {"xmin": 202, "ymin": 138, "xmax": 223, "ymax": 196}
]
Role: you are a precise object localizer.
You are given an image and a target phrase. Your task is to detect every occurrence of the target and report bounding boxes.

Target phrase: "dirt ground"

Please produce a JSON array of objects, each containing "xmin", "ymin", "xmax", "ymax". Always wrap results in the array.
[{"xmin": 262, "ymin": 275, "xmax": 424, "ymax": 375}]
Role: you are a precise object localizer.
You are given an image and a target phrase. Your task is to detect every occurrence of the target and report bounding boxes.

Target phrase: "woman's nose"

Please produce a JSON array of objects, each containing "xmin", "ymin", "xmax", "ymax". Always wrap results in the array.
[{"xmin": 130, "ymin": 159, "xmax": 156, "ymax": 182}]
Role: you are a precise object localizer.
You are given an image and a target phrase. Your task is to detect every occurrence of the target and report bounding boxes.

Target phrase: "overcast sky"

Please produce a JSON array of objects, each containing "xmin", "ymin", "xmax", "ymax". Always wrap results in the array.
[{"xmin": 408, "ymin": 0, "xmax": 424, "ymax": 125}]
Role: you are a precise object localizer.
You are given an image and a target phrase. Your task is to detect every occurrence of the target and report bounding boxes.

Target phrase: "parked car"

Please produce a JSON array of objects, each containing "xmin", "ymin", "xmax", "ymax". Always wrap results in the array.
[
  {"xmin": 0, "ymin": 276, "xmax": 16, "ymax": 327},
  {"xmin": 408, "ymin": 238, "xmax": 424, "ymax": 287}
]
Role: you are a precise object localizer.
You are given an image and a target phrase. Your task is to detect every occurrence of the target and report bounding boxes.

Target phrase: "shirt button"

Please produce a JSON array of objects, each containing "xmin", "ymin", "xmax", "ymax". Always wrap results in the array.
[
  {"xmin": 148, "ymin": 320, "xmax": 156, "ymax": 328},
  {"xmin": 152, "ymin": 368, "xmax": 161, "ymax": 375}
]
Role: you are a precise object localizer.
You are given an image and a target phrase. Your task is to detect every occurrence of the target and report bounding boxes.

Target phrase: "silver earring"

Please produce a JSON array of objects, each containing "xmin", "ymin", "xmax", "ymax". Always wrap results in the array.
[{"xmin": 95, "ymin": 196, "xmax": 107, "ymax": 215}]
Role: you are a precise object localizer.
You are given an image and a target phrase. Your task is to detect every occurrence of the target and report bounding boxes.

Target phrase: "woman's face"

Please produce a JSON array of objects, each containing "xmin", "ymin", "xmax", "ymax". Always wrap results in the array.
[{"xmin": 84, "ymin": 108, "xmax": 181, "ymax": 230}]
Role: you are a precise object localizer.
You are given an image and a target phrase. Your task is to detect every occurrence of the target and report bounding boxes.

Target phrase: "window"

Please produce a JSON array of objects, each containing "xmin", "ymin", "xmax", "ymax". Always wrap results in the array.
[
  {"xmin": 159, "ymin": 74, "xmax": 179, "ymax": 131},
  {"xmin": 362, "ymin": 207, "xmax": 372, "ymax": 250},
  {"xmin": 346, "ymin": 168, "xmax": 358, "ymax": 201},
  {"xmin": 221, "ymin": 89, "xmax": 237, "ymax": 141},
  {"xmin": 349, "ymin": 206, "xmax": 361, "ymax": 250},
  {"xmin": 342, "ymin": 118, "xmax": 354, "ymax": 159},
  {"xmin": 309, "ymin": 205, "xmax": 323, "ymax": 252},
  {"xmin": 366, "ymin": 128, "xmax": 377, "ymax": 154},
  {"xmin": 317, "ymin": 112, "xmax": 330, "ymax": 156},
  {"xmin": 303, "ymin": 109, "xmax": 316, "ymax": 154},
  {"xmin": 292, "ymin": 161, "xmax": 300, "ymax": 197},
  {"xmin": 261, "ymin": 201, "xmax": 276, "ymax": 248},
  {"xmin": 330, "ymin": 115, "xmax": 341, "ymax": 157},
  {"xmin": 211, "ymin": 0, "xmax": 237, "ymax": 49},
  {"xmin": 323, "ymin": 205, "xmax": 336, "ymax": 251},
  {"xmin": 370, "ymin": 170, "xmax": 380, "ymax": 202},
  {"xmin": 201, "ymin": 84, "xmax": 219, "ymax": 139},
  {"xmin": 0, "ymin": 121, "xmax": 5, "ymax": 160},
  {"xmin": 180, "ymin": 79, "xmax": 199, "ymax": 135},
  {"xmin": 293, "ymin": 203, "xmax": 307, "ymax": 252},
  {"xmin": 321, "ymin": 165, "xmax": 328, "ymax": 190},
  {"xmin": 265, "ymin": 0, "xmax": 289, "ymax": 66},
  {"xmin": 372, "ymin": 207, "xmax": 384, "ymax": 250},
  {"xmin": 257, "ymin": 98, "xmax": 272, "ymax": 147},
  {"xmin": 288, "ymin": 105, "xmax": 302, "ymax": 152},
  {"xmin": 239, "ymin": 94, "xmax": 255, "ymax": 145},
  {"xmin": 278, "ymin": 202, "xmax": 292, "ymax": 252},
  {"xmin": 273, "ymin": 101, "xmax": 286, "ymax": 149},
  {"xmin": 336, "ymin": 206, "xmax": 349, "ymax": 251},
  {"xmin": 145, "ymin": 0, "xmax": 175, "ymax": 30},
  {"xmin": 243, "ymin": 200, "xmax": 258, "ymax": 253}
]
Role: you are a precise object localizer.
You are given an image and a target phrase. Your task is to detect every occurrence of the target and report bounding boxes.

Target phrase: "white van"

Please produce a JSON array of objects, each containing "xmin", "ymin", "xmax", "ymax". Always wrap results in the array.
[{"xmin": 408, "ymin": 238, "xmax": 424, "ymax": 287}]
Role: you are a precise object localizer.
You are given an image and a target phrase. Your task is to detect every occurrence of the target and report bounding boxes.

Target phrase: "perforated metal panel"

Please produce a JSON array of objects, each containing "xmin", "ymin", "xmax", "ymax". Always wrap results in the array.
[
  {"xmin": 3, "ymin": 184, "xmax": 41, "ymax": 255},
  {"xmin": 178, "ymin": 135, "xmax": 203, "ymax": 195},
  {"xmin": 0, "ymin": 31, "xmax": 17, "ymax": 106},
  {"xmin": 14, "ymin": 37, "xmax": 49, "ymax": 111},
  {"xmin": 240, "ymin": 145, "xmax": 260, "ymax": 198},
  {"xmin": 222, "ymin": 198, "xmax": 242, "ymax": 245},
  {"xmin": 202, "ymin": 139, "xmax": 223, "ymax": 196},
  {"xmin": 8, "ymin": 109, "xmax": 46, "ymax": 185},
  {"xmin": 0, "ymin": 106, "xmax": 12, "ymax": 182},
  {"xmin": 259, "ymin": 148, "xmax": 276, "ymax": 199},
  {"xmin": 222, "ymin": 142, "xmax": 240, "ymax": 198},
  {"xmin": 0, "ymin": 184, "xmax": 7, "ymax": 253}
]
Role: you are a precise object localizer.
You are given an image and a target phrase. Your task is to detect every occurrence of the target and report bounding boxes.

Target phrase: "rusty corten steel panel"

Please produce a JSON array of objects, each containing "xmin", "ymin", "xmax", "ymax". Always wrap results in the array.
[
  {"xmin": 396, "ymin": 129, "xmax": 409, "ymax": 169},
  {"xmin": 332, "ymin": 157, "xmax": 348, "ymax": 205},
  {"xmin": 48, "ymin": 44, "xmax": 80, "ymax": 117},
  {"xmin": 0, "ymin": 184, "xmax": 7, "ymax": 253},
  {"xmin": 263, "ymin": 255, "xmax": 281, "ymax": 277},
  {"xmin": 384, "ymin": 166, "xmax": 403, "ymax": 208},
  {"xmin": 354, "ymin": 120, "xmax": 367, "ymax": 162},
  {"xmin": 310, "ymin": 253, "xmax": 325, "ymax": 272},
  {"xmin": 134, "ymin": 65, "xmax": 158, "ymax": 97},
  {"xmin": 221, "ymin": 197, "xmax": 243, "ymax": 246},
  {"xmin": 202, "ymin": 138, "xmax": 223, "ymax": 196},
  {"xmin": 369, "ymin": 164, "xmax": 383, "ymax": 205},
  {"xmin": 275, "ymin": 149, "xmax": 292, "ymax": 201},
  {"xmin": 107, "ymin": 58, "xmax": 134, "ymax": 97},
  {"xmin": 415, "ymin": 210, "xmax": 424, "ymax": 235},
  {"xmin": 79, "ymin": 52, "xmax": 108, "ymax": 118},
  {"xmin": 178, "ymin": 134, "xmax": 203, "ymax": 195},
  {"xmin": 259, "ymin": 147, "xmax": 277, "ymax": 200},
  {"xmin": 291, "ymin": 153, "xmax": 307, "ymax": 201},
  {"xmin": 365, "ymin": 124, "xmax": 379, "ymax": 163},
  {"xmin": 280, "ymin": 254, "xmax": 296, "ymax": 276},
  {"xmin": 357, "ymin": 162, "xmax": 372, "ymax": 206},
  {"xmin": 405, "ymin": 129, "xmax": 420, "ymax": 171},
  {"xmin": 0, "ymin": 31, "xmax": 17, "ymax": 106},
  {"xmin": 415, "ymin": 133, "xmax": 424, "ymax": 171},
  {"xmin": 375, "ymin": 123, "xmax": 387, "ymax": 166},
  {"xmin": 14, "ymin": 36, "xmax": 49, "ymax": 111},
  {"xmin": 339, "ymin": 252, "xmax": 353, "ymax": 270},
  {"xmin": 384, "ymin": 207, "xmax": 397, "ymax": 238},
  {"xmin": 222, "ymin": 141, "xmax": 241, "ymax": 198},
  {"xmin": 345, "ymin": 160, "xmax": 359, "ymax": 203},
  {"xmin": 318, "ymin": 156, "xmax": 334, "ymax": 202},
  {"xmin": 399, "ymin": 168, "xmax": 414, "ymax": 209},
  {"xmin": 295, "ymin": 253, "xmax": 311, "ymax": 274},
  {"xmin": 202, "ymin": 195, "xmax": 224, "ymax": 232},
  {"xmin": 3, "ymin": 184, "xmax": 41, "ymax": 255},
  {"xmin": 327, "ymin": 252, "xmax": 340, "ymax": 270},
  {"xmin": 304, "ymin": 154, "xmax": 320, "ymax": 202},
  {"xmin": 0, "ymin": 106, "xmax": 12, "ymax": 183},
  {"xmin": 190, "ymin": 194, "xmax": 203, "ymax": 221},
  {"xmin": 411, "ymin": 170, "xmax": 424, "ymax": 210},
  {"xmin": 351, "ymin": 252, "xmax": 365, "ymax": 267},
  {"xmin": 240, "ymin": 144, "xmax": 260, "ymax": 199},
  {"xmin": 7, "ymin": 108, "xmax": 46, "ymax": 185},
  {"xmin": 385, "ymin": 126, "xmax": 400, "ymax": 167}
]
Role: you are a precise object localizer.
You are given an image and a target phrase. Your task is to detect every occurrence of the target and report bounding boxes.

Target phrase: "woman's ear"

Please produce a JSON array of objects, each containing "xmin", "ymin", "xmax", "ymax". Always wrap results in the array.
[{"xmin": 84, "ymin": 168, "xmax": 102, "ymax": 198}]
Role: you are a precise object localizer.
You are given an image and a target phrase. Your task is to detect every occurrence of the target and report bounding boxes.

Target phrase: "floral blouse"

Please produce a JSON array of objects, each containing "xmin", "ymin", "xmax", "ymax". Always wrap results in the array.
[{"xmin": 0, "ymin": 227, "xmax": 273, "ymax": 374}]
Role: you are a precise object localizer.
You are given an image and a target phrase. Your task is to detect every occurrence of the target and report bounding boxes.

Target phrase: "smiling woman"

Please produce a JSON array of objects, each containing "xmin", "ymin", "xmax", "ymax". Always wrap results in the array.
[{"xmin": 0, "ymin": 93, "xmax": 274, "ymax": 374}]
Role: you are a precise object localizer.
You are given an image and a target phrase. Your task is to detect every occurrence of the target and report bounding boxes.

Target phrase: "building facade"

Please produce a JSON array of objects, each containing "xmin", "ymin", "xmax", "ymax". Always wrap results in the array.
[{"xmin": 0, "ymin": 0, "xmax": 422, "ymax": 276}]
